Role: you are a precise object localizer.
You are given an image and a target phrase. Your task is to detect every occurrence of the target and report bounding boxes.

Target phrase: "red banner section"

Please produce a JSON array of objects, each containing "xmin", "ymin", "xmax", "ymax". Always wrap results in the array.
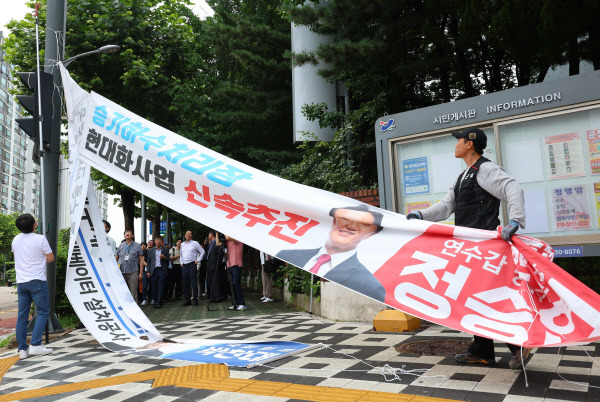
[{"xmin": 375, "ymin": 224, "xmax": 600, "ymax": 348}]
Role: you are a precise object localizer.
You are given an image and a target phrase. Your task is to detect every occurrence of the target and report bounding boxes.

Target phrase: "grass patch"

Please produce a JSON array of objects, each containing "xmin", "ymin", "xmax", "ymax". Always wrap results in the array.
[{"xmin": 0, "ymin": 335, "xmax": 14, "ymax": 349}]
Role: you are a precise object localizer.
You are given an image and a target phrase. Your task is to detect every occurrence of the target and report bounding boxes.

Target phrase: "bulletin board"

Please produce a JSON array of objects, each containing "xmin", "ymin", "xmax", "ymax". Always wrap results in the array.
[
  {"xmin": 497, "ymin": 106, "xmax": 600, "ymax": 242},
  {"xmin": 392, "ymin": 105, "xmax": 600, "ymax": 245}
]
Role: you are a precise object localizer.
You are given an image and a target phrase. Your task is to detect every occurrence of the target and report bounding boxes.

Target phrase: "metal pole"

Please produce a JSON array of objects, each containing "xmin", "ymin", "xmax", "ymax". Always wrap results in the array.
[
  {"xmin": 166, "ymin": 211, "xmax": 171, "ymax": 245},
  {"xmin": 43, "ymin": 0, "xmax": 66, "ymax": 333},
  {"xmin": 141, "ymin": 194, "xmax": 146, "ymax": 242},
  {"xmin": 309, "ymin": 273, "xmax": 314, "ymax": 314},
  {"xmin": 33, "ymin": 6, "xmax": 46, "ymax": 238}
]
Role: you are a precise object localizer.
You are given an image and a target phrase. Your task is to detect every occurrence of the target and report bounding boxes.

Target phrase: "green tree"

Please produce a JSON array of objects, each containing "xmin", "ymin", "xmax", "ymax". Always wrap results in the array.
[
  {"xmin": 0, "ymin": 213, "xmax": 20, "ymax": 259},
  {"xmin": 3, "ymin": 0, "xmax": 198, "ymax": 233},
  {"xmin": 282, "ymin": 0, "xmax": 600, "ymax": 190},
  {"xmin": 172, "ymin": 0, "xmax": 299, "ymax": 171}
]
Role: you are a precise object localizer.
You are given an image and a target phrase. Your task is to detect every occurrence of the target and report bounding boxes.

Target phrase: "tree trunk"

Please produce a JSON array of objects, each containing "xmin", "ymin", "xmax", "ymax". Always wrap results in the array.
[
  {"xmin": 120, "ymin": 188, "xmax": 136, "ymax": 235},
  {"xmin": 567, "ymin": 36, "xmax": 580, "ymax": 76}
]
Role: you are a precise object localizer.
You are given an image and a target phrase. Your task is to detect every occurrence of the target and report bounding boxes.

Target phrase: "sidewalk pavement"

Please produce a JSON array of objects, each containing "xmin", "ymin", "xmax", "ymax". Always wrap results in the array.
[{"xmin": 0, "ymin": 289, "xmax": 598, "ymax": 401}]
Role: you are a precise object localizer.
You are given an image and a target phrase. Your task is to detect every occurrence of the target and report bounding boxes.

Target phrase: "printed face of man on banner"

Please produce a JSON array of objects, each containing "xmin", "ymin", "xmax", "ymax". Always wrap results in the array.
[
  {"xmin": 325, "ymin": 206, "xmax": 383, "ymax": 254},
  {"xmin": 276, "ymin": 205, "xmax": 386, "ymax": 302}
]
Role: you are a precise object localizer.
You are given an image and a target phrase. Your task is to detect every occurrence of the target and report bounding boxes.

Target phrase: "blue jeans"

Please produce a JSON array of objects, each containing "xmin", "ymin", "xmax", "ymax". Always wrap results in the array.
[
  {"xmin": 17, "ymin": 280, "xmax": 50, "ymax": 351},
  {"xmin": 228, "ymin": 265, "xmax": 245, "ymax": 305}
]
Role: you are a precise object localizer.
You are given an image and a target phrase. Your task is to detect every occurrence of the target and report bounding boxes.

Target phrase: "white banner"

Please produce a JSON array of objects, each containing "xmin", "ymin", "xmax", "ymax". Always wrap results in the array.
[{"xmin": 61, "ymin": 64, "xmax": 600, "ymax": 349}]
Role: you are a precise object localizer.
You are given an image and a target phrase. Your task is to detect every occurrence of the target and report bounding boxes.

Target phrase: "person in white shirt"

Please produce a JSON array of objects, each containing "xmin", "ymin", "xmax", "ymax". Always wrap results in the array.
[
  {"xmin": 12, "ymin": 213, "xmax": 55, "ymax": 359},
  {"xmin": 102, "ymin": 220, "xmax": 117, "ymax": 256},
  {"xmin": 179, "ymin": 230, "xmax": 205, "ymax": 306}
]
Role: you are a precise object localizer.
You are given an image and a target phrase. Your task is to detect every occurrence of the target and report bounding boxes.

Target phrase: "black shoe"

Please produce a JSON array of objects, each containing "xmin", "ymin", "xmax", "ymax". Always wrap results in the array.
[
  {"xmin": 182, "ymin": 301, "xmax": 191, "ymax": 306},
  {"xmin": 192, "ymin": 301, "xmax": 198, "ymax": 306},
  {"xmin": 154, "ymin": 304, "xmax": 161, "ymax": 309},
  {"xmin": 455, "ymin": 352, "xmax": 495, "ymax": 365}
]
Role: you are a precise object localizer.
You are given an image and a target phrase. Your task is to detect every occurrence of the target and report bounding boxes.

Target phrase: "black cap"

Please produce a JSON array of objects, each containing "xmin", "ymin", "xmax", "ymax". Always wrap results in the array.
[{"xmin": 451, "ymin": 127, "xmax": 487, "ymax": 151}]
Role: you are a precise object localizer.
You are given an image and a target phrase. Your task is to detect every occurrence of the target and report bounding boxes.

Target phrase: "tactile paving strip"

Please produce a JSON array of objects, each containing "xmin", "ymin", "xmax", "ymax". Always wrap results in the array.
[{"xmin": 0, "ymin": 356, "xmax": 19, "ymax": 383}]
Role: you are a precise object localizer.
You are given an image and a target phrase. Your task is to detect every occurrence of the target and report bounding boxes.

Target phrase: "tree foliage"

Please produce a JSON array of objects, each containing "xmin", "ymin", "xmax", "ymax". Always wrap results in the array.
[
  {"xmin": 0, "ymin": 213, "xmax": 20, "ymax": 259},
  {"xmin": 281, "ymin": 0, "xmax": 600, "ymax": 189},
  {"xmin": 172, "ymin": 0, "xmax": 299, "ymax": 171}
]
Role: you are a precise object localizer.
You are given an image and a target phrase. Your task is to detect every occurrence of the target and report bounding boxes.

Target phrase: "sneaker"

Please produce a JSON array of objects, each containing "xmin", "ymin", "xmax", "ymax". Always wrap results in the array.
[
  {"xmin": 262, "ymin": 297, "xmax": 273, "ymax": 303},
  {"xmin": 29, "ymin": 344, "xmax": 53, "ymax": 356},
  {"xmin": 455, "ymin": 352, "xmax": 494, "ymax": 365},
  {"xmin": 140, "ymin": 300, "xmax": 148, "ymax": 306},
  {"xmin": 236, "ymin": 305, "xmax": 247, "ymax": 311},
  {"xmin": 227, "ymin": 305, "xmax": 237, "ymax": 310},
  {"xmin": 151, "ymin": 300, "xmax": 154, "ymax": 305},
  {"xmin": 19, "ymin": 349, "xmax": 29, "ymax": 359},
  {"xmin": 509, "ymin": 348, "xmax": 531, "ymax": 370},
  {"xmin": 260, "ymin": 296, "xmax": 267, "ymax": 301}
]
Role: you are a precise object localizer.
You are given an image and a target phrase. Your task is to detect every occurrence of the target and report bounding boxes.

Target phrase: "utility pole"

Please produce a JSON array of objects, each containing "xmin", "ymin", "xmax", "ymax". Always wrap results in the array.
[{"xmin": 43, "ymin": 0, "xmax": 67, "ymax": 333}]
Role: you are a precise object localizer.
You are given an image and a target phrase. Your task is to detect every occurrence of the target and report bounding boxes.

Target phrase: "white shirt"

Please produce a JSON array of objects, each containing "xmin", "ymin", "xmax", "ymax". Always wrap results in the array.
[
  {"xmin": 12, "ymin": 233, "xmax": 52, "ymax": 283},
  {"xmin": 155, "ymin": 248, "xmax": 162, "ymax": 268},
  {"xmin": 179, "ymin": 239, "xmax": 205, "ymax": 264},
  {"xmin": 302, "ymin": 246, "xmax": 355, "ymax": 277},
  {"xmin": 107, "ymin": 235, "xmax": 117, "ymax": 256}
]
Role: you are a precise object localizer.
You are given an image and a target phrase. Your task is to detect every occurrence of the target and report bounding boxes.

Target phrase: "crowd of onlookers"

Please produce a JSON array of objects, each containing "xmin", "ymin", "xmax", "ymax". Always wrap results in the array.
[{"xmin": 104, "ymin": 220, "xmax": 277, "ymax": 312}]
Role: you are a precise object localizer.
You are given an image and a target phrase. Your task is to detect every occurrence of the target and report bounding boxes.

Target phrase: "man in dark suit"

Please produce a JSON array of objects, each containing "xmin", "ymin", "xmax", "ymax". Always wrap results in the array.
[
  {"xmin": 276, "ymin": 205, "xmax": 386, "ymax": 302},
  {"xmin": 146, "ymin": 235, "xmax": 169, "ymax": 309}
]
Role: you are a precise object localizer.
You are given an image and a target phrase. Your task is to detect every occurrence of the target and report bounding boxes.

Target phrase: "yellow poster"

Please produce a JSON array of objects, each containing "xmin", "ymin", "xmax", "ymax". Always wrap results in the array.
[{"xmin": 405, "ymin": 201, "xmax": 431, "ymax": 213}]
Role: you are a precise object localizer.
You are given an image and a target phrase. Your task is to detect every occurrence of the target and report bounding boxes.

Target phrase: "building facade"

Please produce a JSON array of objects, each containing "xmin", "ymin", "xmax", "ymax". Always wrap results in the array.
[{"xmin": 0, "ymin": 31, "xmax": 41, "ymax": 218}]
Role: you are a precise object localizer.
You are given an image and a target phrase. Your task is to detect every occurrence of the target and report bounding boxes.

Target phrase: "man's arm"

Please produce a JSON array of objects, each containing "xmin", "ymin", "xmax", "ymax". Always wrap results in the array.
[
  {"xmin": 46, "ymin": 253, "xmax": 54, "ymax": 263},
  {"xmin": 139, "ymin": 255, "xmax": 144, "ymax": 279},
  {"xmin": 477, "ymin": 163, "xmax": 525, "ymax": 228},
  {"xmin": 419, "ymin": 185, "xmax": 457, "ymax": 222}
]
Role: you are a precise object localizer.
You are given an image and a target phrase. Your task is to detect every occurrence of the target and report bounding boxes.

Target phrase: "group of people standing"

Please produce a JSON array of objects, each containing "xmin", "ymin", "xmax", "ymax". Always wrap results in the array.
[{"xmin": 111, "ymin": 226, "xmax": 269, "ymax": 312}]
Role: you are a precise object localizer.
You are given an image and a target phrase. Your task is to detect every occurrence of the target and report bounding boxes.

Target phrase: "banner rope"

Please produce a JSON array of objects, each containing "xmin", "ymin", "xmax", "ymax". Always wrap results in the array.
[
  {"xmin": 554, "ymin": 347, "xmax": 600, "ymax": 390},
  {"xmin": 252, "ymin": 344, "xmax": 445, "ymax": 383}
]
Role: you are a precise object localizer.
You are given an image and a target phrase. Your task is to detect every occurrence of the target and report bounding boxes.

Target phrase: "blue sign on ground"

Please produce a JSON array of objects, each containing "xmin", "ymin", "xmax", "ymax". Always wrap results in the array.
[
  {"xmin": 402, "ymin": 156, "xmax": 430, "ymax": 196},
  {"xmin": 161, "ymin": 341, "xmax": 313, "ymax": 367}
]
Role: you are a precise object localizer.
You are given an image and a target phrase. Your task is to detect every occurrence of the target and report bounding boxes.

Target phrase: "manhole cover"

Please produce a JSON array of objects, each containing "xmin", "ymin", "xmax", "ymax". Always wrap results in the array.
[{"xmin": 396, "ymin": 339, "xmax": 471, "ymax": 356}]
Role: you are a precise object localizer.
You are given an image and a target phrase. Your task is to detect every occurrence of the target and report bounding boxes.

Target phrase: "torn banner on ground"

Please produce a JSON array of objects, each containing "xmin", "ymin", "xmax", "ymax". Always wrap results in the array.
[{"xmin": 60, "ymin": 63, "xmax": 600, "ymax": 350}]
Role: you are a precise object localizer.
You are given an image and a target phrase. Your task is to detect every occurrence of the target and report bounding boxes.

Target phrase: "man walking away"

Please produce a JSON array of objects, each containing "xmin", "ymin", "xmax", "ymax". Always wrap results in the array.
[{"xmin": 12, "ymin": 213, "xmax": 54, "ymax": 359}]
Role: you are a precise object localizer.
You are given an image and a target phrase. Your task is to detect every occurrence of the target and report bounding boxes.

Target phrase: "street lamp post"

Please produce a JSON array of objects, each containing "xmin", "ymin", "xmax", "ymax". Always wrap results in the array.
[
  {"xmin": 38, "ymin": 0, "xmax": 120, "ymax": 337},
  {"xmin": 63, "ymin": 45, "xmax": 120, "ymax": 68}
]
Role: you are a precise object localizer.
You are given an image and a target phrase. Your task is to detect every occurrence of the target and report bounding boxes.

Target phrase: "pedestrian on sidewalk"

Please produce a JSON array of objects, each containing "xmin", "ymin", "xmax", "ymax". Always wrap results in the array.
[
  {"xmin": 407, "ymin": 127, "xmax": 529, "ymax": 370},
  {"xmin": 217, "ymin": 232, "xmax": 246, "ymax": 311},
  {"xmin": 180, "ymin": 230, "xmax": 205, "ymax": 306},
  {"xmin": 12, "ymin": 213, "xmax": 54, "ymax": 359},
  {"xmin": 169, "ymin": 239, "xmax": 182, "ymax": 300},
  {"xmin": 115, "ymin": 230, "xmax": 144, "ymax": 303},
  {"xmin": 206, "ymin": 231, "xmax": 226, "ymax": 303},
  {"xmin": 103, "ymin": 219, "xmax": 117, "ymax": 256},
  {"xmin": 260, "ymin": 251, "xmax": 274, "ymax": 303},
  {"xmin": 147, "ymin": 236, "xmax": 169, "ymax": 309}
]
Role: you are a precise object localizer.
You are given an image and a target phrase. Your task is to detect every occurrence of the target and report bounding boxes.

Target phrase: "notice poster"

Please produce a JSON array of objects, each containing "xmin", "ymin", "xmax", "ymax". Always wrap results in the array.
[
  {"xmin": 402, "ymin": 157, "xmax": 430, "ymax": 196},
  {"xmin": 587, "ymin": 129, "xmax": 600, "ymax": 175},
  {"xmin": 405, "ymin": 200, "xmax": 431, "ymax": 213},
  {"xmin": 552, "ymin": 185, "xmax": 592, "ymax": 231},
  {"xmin": 544, "ymin": 133, "xmax": 585, "ymax": 179},
  {"xmin": 595, "ymin": 183, "xmax": 600, "ymax": 227}
]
